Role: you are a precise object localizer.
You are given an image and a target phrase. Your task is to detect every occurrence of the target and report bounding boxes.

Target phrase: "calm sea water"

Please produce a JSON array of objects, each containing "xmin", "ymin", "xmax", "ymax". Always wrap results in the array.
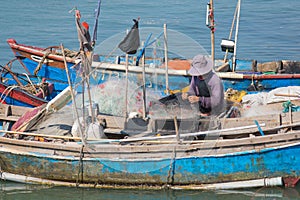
[
  {"xmin": 1, "ymin": 0, "xmax": 300, "ymax": 65},
  {"xmin": 1, "ymin": 181, "xmax": 300, "ymax": 200},
  {"xmin": 1, "ymin": 0, "xmax": 300, "ymax": 199}
]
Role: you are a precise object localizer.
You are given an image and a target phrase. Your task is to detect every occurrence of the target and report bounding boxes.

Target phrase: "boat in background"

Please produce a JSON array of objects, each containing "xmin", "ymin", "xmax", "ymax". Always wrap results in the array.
[
  {"xmin": 0, "ymin": 58, "xmax": 54, "ymax": 107},
  {"xmin": 6, "ymin": 0, "xmax": 300, "ymax": 95},
  {"xmin": 6, "ymin": 38, "xmax": 80, "ymax": 95},
  {"xmin": 213, "ymin": 0, "xmax": 300, "ymax": 92},
  {"xmin": 0, "ymin": 81, "xmax": 52, "ymax": 107},
  {"xmin": 7, "ymin": 38, "xmax": 300, "ymax": 95},
  {"xmin": 216, "ymin": 59, "xmax": 300, "ymax": 92},
  {"xmin": 7, "ymin": 38, "xmax": 191, "ymax": 96}
]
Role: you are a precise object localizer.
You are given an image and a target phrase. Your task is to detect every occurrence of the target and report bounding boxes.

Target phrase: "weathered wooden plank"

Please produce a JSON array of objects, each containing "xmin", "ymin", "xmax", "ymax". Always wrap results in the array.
[
  {"xmin": 98, "ymin": 114, "xmax": 126, "ymax": 129},
  {"xmin": 221, "ymin": 113, "xmax": 280, "ymax": 129},
  {"xmin": 2, "ymin": 129, "xmax": 300, "ymax": 156},
  {"xmin": 0, "ymin": 104, "xmax": 32, "ymax": 118},
  {"xmin": 0, "ymin": 115, "xmax": 19, "ymax": 122}
]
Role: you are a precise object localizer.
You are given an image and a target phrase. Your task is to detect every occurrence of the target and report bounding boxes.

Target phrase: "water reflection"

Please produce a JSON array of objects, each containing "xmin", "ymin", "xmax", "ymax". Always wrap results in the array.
[{"xmin": 1, "ymin": 181, "xmax": 300, "ymax": 200}]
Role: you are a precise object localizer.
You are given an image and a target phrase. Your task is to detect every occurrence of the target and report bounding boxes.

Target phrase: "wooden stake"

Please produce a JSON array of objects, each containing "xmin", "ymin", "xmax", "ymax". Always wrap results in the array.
[
  {"xmin": 141, "ymin": 42, "xmax": 147, "ymax": 119},
  {"xmin": 210, "ymin": 0, "xmax": 215, "ymax": 65},
  {"xmin": 163, "ymin": 24, "xmax": 169, "ymax": 95},
  {"xmin": 174, "ymin": 116, "xmax": 180, "ymax": 143},
  {"xmin": 61, "ymin": 44, "xmax": 86, "ymax": 145},
  {"xmin": 124, "ymin": 53, "xmax": 129, "ymax": 119},
  {"xmin": 232, "ymin": 0, "xmax": 241, "ymax": 72},
  {"xmin": 223, "ymin": 4, "xmax": 238, "ymax": 62}
]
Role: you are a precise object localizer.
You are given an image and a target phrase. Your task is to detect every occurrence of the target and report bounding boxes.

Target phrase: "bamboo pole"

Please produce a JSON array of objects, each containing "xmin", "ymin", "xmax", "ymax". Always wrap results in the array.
[
  {"xmin": 84, "ymin": 52, "xmax": 95, "ymax": 123},
  {"xmin": 141, "ymin": 42, "xmax": 147, "ymax": 119},
  {"xmin": 174, "ymin": 116, "xmax": 180, "ymax": 143},
  {"xmin": 61, "ymin": 44, "xmax": 86, "ymax": 145},
  {"xmin": 124, "ymin": 53, "xmax": 129, "ymax": 119},
  {"xmin": 209, "ymin": 0, "xmax": 215, "ymax": 65},
  {"xmin": 223, "ymin": 4, "xmax": 238, "ymax": 62},
  {"xmin": 3, "ymin": 129, "xmax": 84, "ymax": 141},
  {"xmin": 3, "ymin": 59, "xmax": 23, "ymax": 86},
  {"xmin": 232, "ymin": 0, "xmax": 241, "ymax": 72},
  {"xmin": 163, "ymin": 24, "xmax": 169, "ymax": 95}
]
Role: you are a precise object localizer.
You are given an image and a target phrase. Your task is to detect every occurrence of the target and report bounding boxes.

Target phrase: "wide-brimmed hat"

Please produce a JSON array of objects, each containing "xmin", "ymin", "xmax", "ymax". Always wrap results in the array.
[{"xmin": 188, "ymin": 55, "xmax": 213, "ymax": 76}]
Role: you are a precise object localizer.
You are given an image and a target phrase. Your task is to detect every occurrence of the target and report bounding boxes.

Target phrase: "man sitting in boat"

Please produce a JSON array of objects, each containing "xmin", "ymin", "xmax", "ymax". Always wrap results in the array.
[{"xmin": 182, "ymin": 54, "xmax": 225, "ymax": 123}]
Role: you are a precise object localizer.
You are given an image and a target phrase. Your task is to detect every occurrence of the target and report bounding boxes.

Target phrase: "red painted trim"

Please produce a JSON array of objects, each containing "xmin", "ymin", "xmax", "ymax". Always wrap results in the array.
[
  {"xmin": 283, "ymin": 177, "xmax": 300, "ymax": 187},
  {"xmin": 7, "ymin": 38, "xmax": 76, "ymax": 69},
  {"xmin": 35, "ymin": 83, "xmax": 54, "ymax": 99},
  {"xmin": 243, "ymin": 74, "xmax": 300, "ymax": 80},
  {"xmin": 0, "ymin": 83, "xmax": 47, "ymax": 107}
]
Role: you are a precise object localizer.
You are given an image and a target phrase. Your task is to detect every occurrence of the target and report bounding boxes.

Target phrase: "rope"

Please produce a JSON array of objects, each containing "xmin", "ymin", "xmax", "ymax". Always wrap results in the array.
[
  {"xmin": 73, "ymin": 45, "xmax": 120, "ymax": 90},
  {"xmin": 0, "ymin": 85, "xmax": 19, "ymax": 104},
  {"xmin": 165, "ymin": 145, "xmax": 177, "ymax": 187},
  {"xmin": 34, "ymin": 51, "xmax": 51, "ymax": 76},
  {"xmin": 0, "ymin": 82, "xmax": 48, "ymax": 104},
  {"xmin": 76, "ymin": 144, "xmax": 85, "ymax": 187},
  {"xmin": 22, "ymin": 73, "xmax": 38, "ymax": 94},
  {"xmin": 224, "ymin": 4, "xmax": 238, "ymax": 62}
]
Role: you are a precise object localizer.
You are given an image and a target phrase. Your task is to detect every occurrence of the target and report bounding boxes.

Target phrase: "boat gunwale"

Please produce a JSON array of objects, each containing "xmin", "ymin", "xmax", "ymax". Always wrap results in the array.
[
  {"xmin": 7, "ymin": 39, "xmax": 78, "ymax": 64},
  {"xmin": 1, "ymin": 129, "xmax": 300, "ymax": 155}
]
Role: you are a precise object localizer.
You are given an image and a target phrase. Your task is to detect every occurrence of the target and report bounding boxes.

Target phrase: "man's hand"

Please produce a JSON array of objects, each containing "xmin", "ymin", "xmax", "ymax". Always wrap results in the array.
[
  {"xmin": 182, "ymin": 92, "xmax": 188, "ymax": 100},
  {"xmin": 188, "ymin": 95, "xmax": 200, "ymax": 104}
]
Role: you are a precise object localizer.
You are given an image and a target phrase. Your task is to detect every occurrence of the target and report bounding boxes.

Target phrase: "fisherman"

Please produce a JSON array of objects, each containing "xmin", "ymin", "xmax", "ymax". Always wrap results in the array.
[{"xmin": 182, "ymin": 55, "xmax": 225, "ymax": 130}]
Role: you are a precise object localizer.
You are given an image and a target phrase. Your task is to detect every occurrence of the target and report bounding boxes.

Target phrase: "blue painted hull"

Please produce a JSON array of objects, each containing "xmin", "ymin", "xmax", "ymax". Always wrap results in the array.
[
  {"xmin": 16, "ymin": 56, "xmax": 300, "ymax": 95},
  {"xmin": 1, "ymin": 131, "xmax": 300, "ymax": 187},
  {"xmin": 21, "ymin": 57, "xmax": 77, "ymax": 93},
  {"xmin": 7, "ymin": 38, "xmax": 300, "ymax": 95},
  {"xmin": 0, "ymin": 82, "xmax": 48, "ymax": 107},
  {"xmin": 0, "ymin": 96, "xmax": 37, "ymax": 107},
  {"xmin": 222, "ymin": 77, "xmax": 300, "ymax": 92},
  {"xmin": 10, "ymin": 57, "xmax": 191, "ymax": 96}
]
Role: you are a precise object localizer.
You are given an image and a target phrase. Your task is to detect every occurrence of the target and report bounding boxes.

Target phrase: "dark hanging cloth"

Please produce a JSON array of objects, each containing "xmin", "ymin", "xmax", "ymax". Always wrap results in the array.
[
  {"xmin": 118, "ymin": 19, "xmax": 140, "ymax": 54},
  {"xmin": 92, "ymin": 0, "xmax": 102, "ymax": 45}
]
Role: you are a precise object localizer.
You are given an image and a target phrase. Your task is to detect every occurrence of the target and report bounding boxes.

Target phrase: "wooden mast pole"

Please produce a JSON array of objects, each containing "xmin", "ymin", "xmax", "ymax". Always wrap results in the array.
[
  {"xmin": 61, "ymin": 44, "xmax": 86, "ymax": 145},
  {"xmin": 124, "ymin": 53, "xmax": 129, "ymax": 119},
  {"xmin": 141, "ymin": 41, "xmax": 147, "ymax": 119},
  {"xmin": 223, "ymin": 4, "xmax": 238, "ymax": 62},
  {"xmin": 163, "ymin": 24, "xmax": 169, "ymax": 95},
  {"xmin": 232, "ymin": 0, "xmax": 241, "ymax": 72},
  {"xmin": 209, "ymin": 0, "xmax": 215, "ymax": 66}
]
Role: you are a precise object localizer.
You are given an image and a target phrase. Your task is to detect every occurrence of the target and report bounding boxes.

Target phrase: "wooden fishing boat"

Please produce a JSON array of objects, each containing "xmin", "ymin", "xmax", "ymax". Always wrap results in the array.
[
  {"xmin": 6, "ymin": 38, "xmax": 191, "ymax": 95},
  {"xmin": 0, "ymin": 103, "xmax": 33, "ymax": 133},
  {"xmin": 4, "ymin": 0, "xmax": 300, "ymax": 190},
  {"xmin": 0, "ymin": 59, "xmax": 54, "ymax": 107},
  {"xmin": 0, "ymin": 81, "xmax": 52, "ymax": 107},
  {"xmin": 6, "ymin": 39, "xmax": 80, "ymax": 94},
  {"xmin": 7, "ymin": 38, "xmax": 300, "ymax": 95},
  {"xmin": 0, "ymin": 96, "xmax": 300, "ymax": 190}
]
